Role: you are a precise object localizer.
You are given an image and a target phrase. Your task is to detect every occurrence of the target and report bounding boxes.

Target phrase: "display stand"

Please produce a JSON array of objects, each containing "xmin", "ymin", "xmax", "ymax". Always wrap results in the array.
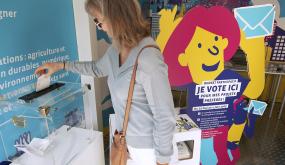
[
  {"xmin": 109, "ymin": 113, "xmax": 201, "ymax": 165},
  {"xmin": 170, "ymin": 114, "xmax": 201, "ymax": 165}
]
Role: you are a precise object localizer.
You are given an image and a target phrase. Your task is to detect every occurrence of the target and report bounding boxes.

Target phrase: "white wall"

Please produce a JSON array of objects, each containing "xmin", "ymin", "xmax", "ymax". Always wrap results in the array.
[{"xmin": 72, "ymin": 0, "xmax": 103, "ymax": 131}]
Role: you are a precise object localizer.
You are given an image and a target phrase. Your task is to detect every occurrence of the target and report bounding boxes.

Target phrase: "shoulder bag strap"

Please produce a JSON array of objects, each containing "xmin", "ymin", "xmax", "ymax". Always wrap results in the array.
[{"xmin": 122, "ymin": 44, "xmax": 160, "ymax": 137}]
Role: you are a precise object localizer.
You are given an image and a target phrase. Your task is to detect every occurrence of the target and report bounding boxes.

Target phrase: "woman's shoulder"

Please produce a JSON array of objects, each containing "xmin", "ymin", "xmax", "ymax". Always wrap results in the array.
[
  {"xmin": 138, "ymin": 36, "xmax": 161, "ymax": 55},
  {"xmin": 138, "ymin": 37, "xmax": 166, "ymax": 74},
  {"xmin": 138, "ymin": 36, "xmax": 157, "ymax": 47}
]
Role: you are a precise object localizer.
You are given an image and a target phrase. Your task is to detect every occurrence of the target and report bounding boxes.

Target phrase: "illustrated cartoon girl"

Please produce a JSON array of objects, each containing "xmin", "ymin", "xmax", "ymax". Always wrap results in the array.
[{"xmin": 157, "ymin": 5, "xmax": 265, "ymax": 165}]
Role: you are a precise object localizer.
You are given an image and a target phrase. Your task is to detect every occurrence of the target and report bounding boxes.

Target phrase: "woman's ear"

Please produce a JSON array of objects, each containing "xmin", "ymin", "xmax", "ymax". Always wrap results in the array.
[{"xmin": 178, "ymin": 53, "xmax": 188, "ymax": 67}]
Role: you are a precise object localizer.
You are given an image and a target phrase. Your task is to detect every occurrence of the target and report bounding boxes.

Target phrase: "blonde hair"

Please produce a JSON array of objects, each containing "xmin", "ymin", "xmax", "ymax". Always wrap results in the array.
[{"xmin": 85, "ymin": 0, "xmax": 150, "ymax": 49}]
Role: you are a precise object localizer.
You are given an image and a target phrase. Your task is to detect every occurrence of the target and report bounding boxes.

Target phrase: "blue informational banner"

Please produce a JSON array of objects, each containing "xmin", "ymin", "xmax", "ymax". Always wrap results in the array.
[
  {"xmin": 180, "ymin": 70, "xmax": 249, "ymax": 132},
  {"xmin": 0, "ymin": 0, "xmax": 84, "ymax": 161},
  {"xmin": 0, "ymin": 0, "xmax": 80, "ymax": 99}
]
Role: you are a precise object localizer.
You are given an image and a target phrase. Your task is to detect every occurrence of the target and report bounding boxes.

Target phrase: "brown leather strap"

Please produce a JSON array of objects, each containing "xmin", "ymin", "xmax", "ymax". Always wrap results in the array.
[{"xmin": 122, "ymin": 45, "xmax": 160, "ymax": 137}]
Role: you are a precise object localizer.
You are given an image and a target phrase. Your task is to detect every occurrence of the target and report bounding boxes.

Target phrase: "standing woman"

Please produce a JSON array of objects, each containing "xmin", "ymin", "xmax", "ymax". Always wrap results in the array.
[{"xmin": 35, "ymin": 0, "xmax": 175, "ymax": 165}]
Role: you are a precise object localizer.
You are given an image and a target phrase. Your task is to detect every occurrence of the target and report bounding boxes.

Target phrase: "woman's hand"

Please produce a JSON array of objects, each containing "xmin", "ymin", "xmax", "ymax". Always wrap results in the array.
[{"xmin": 34, "ymin": 62, "xmax": 64, "ymax": 76}]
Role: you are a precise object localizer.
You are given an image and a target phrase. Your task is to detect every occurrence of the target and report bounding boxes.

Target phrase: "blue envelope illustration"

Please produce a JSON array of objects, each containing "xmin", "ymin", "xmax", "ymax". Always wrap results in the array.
[
  {"xmin": 234, "ymin": 4, "xmax": 275, "ymax": 39},
  {"xmin": 244, "ymin": 100, "xmax": 268, "ymax": 116}
]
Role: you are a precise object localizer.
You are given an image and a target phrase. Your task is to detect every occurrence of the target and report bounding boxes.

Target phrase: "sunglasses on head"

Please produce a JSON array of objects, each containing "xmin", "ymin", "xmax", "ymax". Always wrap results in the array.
[{"xmin": 93, "ymin": 18, "xmax": 103, "ymax": 30}]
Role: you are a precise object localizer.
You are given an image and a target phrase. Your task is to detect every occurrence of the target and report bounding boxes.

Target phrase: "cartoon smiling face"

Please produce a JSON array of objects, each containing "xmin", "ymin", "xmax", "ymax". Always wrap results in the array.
[{"xmin": 178, "ymin": 26, "xmax": 229, "ymax": 84}]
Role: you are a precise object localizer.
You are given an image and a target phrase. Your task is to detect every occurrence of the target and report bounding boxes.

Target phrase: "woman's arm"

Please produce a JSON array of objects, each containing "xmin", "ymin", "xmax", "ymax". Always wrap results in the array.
[
  {"xmin": 35, "ymin": 47, "xmax": 111, "ymax": 78},
  {"xmin": 65, "ymin": 54, "xmax": 109, "ymax": 77},
  {"xmin": 140, "ymin": 48, "xmax": 176, "ymax": 164}
]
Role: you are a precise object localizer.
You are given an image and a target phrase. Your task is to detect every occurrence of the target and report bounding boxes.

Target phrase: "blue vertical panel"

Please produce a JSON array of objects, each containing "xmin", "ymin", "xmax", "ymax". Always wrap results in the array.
[{"xmin": 0, "ymin": 0, "xmax": 84, "ymax": 161}]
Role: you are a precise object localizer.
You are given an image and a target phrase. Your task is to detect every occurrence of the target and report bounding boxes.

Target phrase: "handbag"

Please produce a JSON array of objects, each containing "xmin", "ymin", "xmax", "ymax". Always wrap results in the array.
[{"xmin": 110, "ymin": 45, "xmax": 160, "ymax": 165}]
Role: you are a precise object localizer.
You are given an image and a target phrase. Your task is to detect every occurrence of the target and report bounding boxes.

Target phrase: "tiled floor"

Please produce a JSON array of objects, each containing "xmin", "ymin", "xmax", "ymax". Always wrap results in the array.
[{"xmin": 238, "ymin": 103, "xmax": 285, "ymax": 165}]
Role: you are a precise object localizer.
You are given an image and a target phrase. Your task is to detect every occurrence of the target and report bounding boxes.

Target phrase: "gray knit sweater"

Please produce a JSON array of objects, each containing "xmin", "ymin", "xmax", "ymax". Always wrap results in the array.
[{"xmin": 65, "ymin": 37, "xmax": 175, "ymax": 163}]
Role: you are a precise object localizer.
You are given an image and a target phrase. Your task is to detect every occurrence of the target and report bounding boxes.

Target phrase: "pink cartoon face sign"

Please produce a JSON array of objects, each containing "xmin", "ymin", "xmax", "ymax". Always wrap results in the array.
[
  {"xmin": 162, "ymin": 6, "xmax": 241, "ymax": 86},
  {"xmin": 178, "ymin": 26, "xmax": 228, "ymax": 84}
]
